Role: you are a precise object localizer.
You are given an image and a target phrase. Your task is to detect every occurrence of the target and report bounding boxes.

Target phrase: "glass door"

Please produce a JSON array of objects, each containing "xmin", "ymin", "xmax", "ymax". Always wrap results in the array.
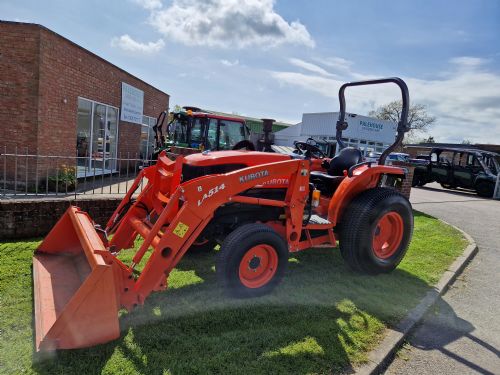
[
  {"xmin": 76, "ymin": 99, "xmax": 92, "ymax": 171},
  {"xmin": 77, "ymin": 98, "xmax": 119, "ymax": 176},
  {"xmin": 106, "ymin": 107, "xmax": 118, "ymax": 171},
  {"xmin": 91, "ymin": 103, "xmax": 107, "ymax": 171}
]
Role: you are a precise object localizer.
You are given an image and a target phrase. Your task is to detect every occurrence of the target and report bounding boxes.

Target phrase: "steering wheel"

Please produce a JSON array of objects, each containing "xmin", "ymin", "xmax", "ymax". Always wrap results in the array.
[
  {"xmin": 294, "ymin": 141, "xmax": 326, "ymax": 159},
  {"xmin": 232, "ymin": 140, "xmax": 255, "ymax": 151}
]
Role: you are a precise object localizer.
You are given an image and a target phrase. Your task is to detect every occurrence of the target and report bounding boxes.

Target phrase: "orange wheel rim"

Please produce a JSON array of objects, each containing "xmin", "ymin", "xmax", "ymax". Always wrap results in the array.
[
  {"xmin": 239, "ymin": 245, "xmax": 278, "ymax": 288},
  {"xmin": 372, "ymin": 212, "xmax": 404, "ymax": 259}
]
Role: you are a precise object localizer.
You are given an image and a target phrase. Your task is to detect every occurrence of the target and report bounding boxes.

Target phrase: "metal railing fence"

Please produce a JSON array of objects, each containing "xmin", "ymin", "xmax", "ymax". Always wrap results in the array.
[{"xmin": 1, "ymin": 146, "xmax": 154, "ymax": 199}]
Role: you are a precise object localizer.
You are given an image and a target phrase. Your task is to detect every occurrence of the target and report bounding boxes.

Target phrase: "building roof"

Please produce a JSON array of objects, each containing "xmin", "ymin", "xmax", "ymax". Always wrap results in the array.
[{"xmin": 202, "ymin": 109, "xmax": 293, "ymax": 128}]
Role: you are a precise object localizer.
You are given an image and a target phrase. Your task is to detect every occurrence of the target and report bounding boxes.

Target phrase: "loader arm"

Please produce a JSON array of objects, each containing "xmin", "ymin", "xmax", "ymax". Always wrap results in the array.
[
  {"xmin": 33, "ymin": 157, "xmax": 309, "ymax": 350},
  {"xmin": 115, "ymin": 158, "xmax": 310, "ymax": 306}
]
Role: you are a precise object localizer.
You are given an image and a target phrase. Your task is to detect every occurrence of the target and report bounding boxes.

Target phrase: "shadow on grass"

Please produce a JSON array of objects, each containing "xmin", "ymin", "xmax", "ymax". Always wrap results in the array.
[{"xmin": 32, "ymin": 248, "xmax": 434, "ymax": 375}]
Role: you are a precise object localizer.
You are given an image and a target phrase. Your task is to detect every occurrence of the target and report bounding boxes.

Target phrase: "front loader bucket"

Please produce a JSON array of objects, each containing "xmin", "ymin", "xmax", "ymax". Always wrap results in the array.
[{"xmin": 33, "ymin": 207, "xmax": 120, "ymax": 351}]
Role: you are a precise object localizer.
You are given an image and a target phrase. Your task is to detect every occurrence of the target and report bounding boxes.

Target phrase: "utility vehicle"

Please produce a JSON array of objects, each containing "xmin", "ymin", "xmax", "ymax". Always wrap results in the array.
[
  {"xmin": 412, "ymin": 147, "xmax": 499, "ymax": 197},
  {"xmin": 33, "ymin": 77, "xmax": 414, "ymax": 351}
]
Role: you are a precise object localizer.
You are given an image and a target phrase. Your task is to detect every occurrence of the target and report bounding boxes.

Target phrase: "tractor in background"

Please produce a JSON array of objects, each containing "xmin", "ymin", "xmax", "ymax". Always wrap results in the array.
[{"xmin": 152, "ymin": 107, "xmax": 257, "ymax": 160}]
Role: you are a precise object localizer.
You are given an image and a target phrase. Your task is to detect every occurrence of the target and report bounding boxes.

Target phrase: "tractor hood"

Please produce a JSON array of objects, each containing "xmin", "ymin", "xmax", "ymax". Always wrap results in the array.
[{"xmin": 183, "ymin": 150, "xmax": 290, "ymax": 168}]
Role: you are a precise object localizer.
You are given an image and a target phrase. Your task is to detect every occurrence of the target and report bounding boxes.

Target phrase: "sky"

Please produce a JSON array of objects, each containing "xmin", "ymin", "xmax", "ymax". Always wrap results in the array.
[{"xmin": 2, "ymin": 0, "xmax": 500, "ymax": 143}]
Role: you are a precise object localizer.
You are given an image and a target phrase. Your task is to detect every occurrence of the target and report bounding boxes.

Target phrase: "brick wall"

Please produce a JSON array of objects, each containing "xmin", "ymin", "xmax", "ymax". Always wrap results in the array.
[
  {"xmin": 0, "ymin": 197, "xmax": 121, "ymax": 239},
  {"xmin": 0, "ymin": 23, "xmax": 40, "ymax": 153},
  {"xmin": 404, "ymin": 146, "xmax": 430, "ymax": 158},
  {"xmin": 392, "ymin": 161, "xmax": 415, "ymax": 199},
  {"xmin": 36, "ymin": 26, "xmax": 169, "ymax": 157},
  {"xmin": 0, "ymin": 21, "xmax": 169, "ymax": 187}
]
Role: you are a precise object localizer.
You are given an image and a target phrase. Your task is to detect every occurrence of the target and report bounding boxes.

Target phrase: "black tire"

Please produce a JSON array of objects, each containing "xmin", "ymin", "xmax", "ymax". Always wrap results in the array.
[
  {"xmin": 412, "ymin": 173, "xmax": 426, "ymax": 187},
  {"xmin": 476, "ymin": 181, "xmax": 494, "ymax": 198},
  {"xmin": 339, "ymin": 188, "xmax": 413, "ymax": 274},
  {"xmin": 216, "ymin": 223, "xmax": 288, "ymax": 298},
  {"xmin": 411, "ymin": 173, "xmax": 419, "ymax": 187},
  {"xmin": 440, "ymin": 183, "xmax": 455, "ymax": 189}
]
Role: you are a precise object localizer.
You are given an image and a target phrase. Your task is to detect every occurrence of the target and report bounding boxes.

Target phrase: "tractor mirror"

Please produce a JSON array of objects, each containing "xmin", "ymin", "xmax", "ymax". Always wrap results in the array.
[{"xmin": 431, "ymin": 153, "xmax": 438, "ymax": 162}]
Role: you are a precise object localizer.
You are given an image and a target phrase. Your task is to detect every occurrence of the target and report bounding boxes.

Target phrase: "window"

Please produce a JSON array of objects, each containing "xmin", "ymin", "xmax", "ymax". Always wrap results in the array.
[
  {"xmin": 437, "ymin": 151, "xmax": 454, "ymax": 165},
  {"xmin": 455, "ymin": 152, "xmax": 467, "ymax": 167},
  {"xmin": 140, "ymin": 115, "xmax": 157, "ymax": 160},
  {"xmin": 76, "ymin": 98, "xmax": 119, "ymax": 176},
  {"xmin": 189, "ymin": 118, "xmax": 205, "ymax": 146},
  {"xmin": 77, "ymin": 99, "xmax": 92, "ymax": 168},
  {"xmin": 206, "ymin": 119, "xmax": 218, "ymax": 150},
  {"xmin": 219, "ymin": 120, "xmax": 246, "ymax": 149}
]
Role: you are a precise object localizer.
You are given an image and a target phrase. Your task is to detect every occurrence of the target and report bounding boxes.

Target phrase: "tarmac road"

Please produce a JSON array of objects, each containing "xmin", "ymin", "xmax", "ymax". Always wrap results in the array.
[{"xmin": 384, "ymin": 183, "xmax": 500, "ymax": 374}]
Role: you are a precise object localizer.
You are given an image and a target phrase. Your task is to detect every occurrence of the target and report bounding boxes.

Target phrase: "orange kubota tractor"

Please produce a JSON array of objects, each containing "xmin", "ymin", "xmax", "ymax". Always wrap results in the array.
[{"xmin": 33, "ymin": 78, "xmax": 413, "ymax": 351}]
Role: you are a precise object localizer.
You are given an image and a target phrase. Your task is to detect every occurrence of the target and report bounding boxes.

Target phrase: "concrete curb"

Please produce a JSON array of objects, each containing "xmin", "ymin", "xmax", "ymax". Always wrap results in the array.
[{"xmin": 354, "ymin": 220, "xmax": 478, "ymax": 375}]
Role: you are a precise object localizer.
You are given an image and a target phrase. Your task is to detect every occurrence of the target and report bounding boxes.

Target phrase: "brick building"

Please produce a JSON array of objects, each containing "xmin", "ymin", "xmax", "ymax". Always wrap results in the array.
[{"xmin": 0, "ymin": 21, "xmax": 169, "ymax": 187}]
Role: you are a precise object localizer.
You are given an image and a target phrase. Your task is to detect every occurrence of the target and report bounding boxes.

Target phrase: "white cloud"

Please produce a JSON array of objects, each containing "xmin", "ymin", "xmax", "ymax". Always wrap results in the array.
[
  {"xmin": 220, "ymin": 59, "xmax": 239, "ymax": 67},
  {"xmin": 132, "ymin": 0, "xmax": 162, "ymax": 10},
  {"xmin": 271, "ymin": 56, "xmax": 500, "ymax": 143},
  {"xmin": 449, "ymin": 56, "xmax": 488, "ymax": 70},
  {"xmin": 147, "ymin": 0, "xmax": 314, "ymax": 48},
  {"xmin": 314, "ymin": 56, "xmax": 353, "ymax": 72},
  {"xmin": 289, "ymin": 58, "xmax": 334, "ymax": 77},
  {"xmin": 111, "ymin": 34, "xmax": 165, "ymax": 53}
]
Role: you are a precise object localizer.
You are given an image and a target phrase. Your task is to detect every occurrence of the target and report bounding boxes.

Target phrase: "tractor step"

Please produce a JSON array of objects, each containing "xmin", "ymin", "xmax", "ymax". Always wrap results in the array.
[{"xmin": 308, "ymin": 214, "xmax": 331, "ymax": 226}]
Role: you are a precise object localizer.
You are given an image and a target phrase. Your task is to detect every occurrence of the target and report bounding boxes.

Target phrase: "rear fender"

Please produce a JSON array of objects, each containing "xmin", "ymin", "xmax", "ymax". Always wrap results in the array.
[{"xmin": 328, "ymin": 165, "xmax": 405, "ymax": 226}]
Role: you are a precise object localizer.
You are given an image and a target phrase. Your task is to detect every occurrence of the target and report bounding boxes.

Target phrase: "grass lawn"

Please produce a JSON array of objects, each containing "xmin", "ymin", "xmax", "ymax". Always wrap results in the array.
[{"xmin": 0, "ymin": 211, "xmax": 466, "ymax": 375}]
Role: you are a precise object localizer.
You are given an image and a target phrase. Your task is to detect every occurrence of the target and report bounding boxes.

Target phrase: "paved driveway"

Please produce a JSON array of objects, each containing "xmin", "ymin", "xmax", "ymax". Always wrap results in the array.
[{"xmin": 385, "ymin": 183, "xmax": 500, "ymax": 374}]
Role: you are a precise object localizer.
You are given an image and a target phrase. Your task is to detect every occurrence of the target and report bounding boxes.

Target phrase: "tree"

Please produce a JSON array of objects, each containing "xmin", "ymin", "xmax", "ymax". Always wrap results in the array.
[
  {"xmin": 369, "ymin": 100, "xmax": 436, "ymax": 140},
  {"xmin": 461, "ymin": 139, "xmax": 472, "ymax": 145},
  {"xmin": 423, "ymin": 136, "xmax": 435, "ymax": 143}
]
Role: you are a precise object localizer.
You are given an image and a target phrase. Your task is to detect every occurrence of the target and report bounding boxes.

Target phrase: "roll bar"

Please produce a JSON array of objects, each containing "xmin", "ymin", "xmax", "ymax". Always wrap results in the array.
[{"xmin": 335, "ymin": 77, "xmax": 410, "ymax": 165}]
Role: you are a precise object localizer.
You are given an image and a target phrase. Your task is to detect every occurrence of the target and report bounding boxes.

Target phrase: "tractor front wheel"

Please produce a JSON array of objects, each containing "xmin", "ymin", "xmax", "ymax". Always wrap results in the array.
[
  {"xmin": 216, "ymin": 223, "xmax": 288, "ymax": 298},
  {"xmin": 339, "ymin": 188, "xmax": 413, "ymax": 274}
]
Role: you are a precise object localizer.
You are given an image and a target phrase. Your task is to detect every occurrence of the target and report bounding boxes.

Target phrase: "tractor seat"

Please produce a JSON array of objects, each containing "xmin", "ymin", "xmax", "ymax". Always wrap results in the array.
[
  {"xmin": 328, "ymin": 147, "xmax": 363, "ymax": 176},
  {"xmin": 310, "ymin": 172, "xmax": 345, "ymax": 191},
  {"xmin": 309, "ymin": 147, "xmax": 363, "ymax": 194}
]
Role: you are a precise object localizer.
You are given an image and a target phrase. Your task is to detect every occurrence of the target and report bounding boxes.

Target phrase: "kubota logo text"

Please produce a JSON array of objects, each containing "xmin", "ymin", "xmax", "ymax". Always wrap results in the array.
[{"xmin": 239, "ymin": 170, "xmax": 269, "ymax": 183}]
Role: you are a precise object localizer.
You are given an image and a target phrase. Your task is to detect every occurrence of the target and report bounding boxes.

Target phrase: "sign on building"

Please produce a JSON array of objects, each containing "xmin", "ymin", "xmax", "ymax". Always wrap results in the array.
[{"xmin": 120, "ymin": 82, "xmax": 144, "ymax": 124}]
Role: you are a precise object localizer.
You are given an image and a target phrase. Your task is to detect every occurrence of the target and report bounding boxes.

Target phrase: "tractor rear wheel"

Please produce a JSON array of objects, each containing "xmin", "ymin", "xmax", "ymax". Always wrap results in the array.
[
  {"xmin": 216, "ymin": 223, "xmax": 288, "ymax": 298},
  {"xmin": 339, "ymin": 187, "xmax": 413, "ymax": 274}
]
